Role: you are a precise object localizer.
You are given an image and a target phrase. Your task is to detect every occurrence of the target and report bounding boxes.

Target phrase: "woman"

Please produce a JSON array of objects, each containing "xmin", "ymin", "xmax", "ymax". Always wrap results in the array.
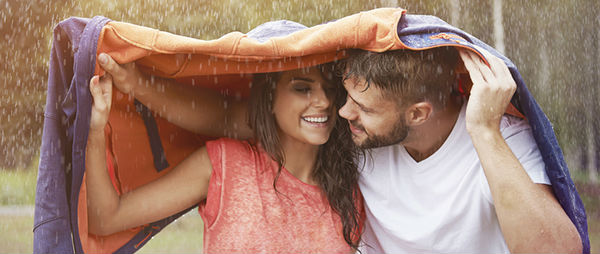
[{"xmin": 86, "ymin": 61, "xmax": 362, "ymax": 253}]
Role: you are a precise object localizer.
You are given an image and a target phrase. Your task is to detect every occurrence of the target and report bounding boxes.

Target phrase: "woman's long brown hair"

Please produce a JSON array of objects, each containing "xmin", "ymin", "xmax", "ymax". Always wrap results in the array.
[{"xmin": 247, "ymin": 63, "xmax": 363, "ymax": 250}]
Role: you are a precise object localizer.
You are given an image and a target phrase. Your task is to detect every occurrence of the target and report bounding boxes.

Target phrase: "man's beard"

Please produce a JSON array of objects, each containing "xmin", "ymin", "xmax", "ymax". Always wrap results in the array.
[{"xmin": 351, "ymin": 115, "xmax": 409, "ymax": 149}]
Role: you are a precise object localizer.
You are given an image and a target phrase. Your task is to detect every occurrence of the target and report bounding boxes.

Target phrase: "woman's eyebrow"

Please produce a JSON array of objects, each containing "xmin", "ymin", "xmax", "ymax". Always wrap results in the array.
[{"xmin": 291, "ymin": 77, "xmax": 315, "ymax": 82}]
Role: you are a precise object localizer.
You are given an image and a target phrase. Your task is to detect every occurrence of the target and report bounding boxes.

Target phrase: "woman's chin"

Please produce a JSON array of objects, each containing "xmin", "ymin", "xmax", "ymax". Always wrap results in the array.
[{"xmin": 305, "ymin": 134, "xmax": 331, "ymax": 146}]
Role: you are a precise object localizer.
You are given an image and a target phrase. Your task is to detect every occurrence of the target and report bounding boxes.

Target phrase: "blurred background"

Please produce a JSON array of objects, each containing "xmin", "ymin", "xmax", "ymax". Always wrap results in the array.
[{"xmin": 0, "ymin": 0, "xmax": 598, "ymax": 252}]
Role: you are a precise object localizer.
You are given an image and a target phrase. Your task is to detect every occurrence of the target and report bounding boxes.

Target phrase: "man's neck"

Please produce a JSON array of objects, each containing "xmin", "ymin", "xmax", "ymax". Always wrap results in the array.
[{"xmin": 403, "ymin": 98, "xmax": 463, "ymax": 162}]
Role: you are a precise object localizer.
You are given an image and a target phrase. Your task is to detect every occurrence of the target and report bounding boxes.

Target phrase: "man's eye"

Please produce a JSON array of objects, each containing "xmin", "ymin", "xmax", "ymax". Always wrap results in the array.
[{"xmin": 359, "ymin": 105, "xmax": 372, "ymax": 113}]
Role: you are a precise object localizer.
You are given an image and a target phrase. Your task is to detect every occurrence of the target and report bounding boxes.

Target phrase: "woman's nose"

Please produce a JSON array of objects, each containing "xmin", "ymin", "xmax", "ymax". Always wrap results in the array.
[{"xmin": 310, "ymin": 86, "xmax": 331, "ymax": 108}]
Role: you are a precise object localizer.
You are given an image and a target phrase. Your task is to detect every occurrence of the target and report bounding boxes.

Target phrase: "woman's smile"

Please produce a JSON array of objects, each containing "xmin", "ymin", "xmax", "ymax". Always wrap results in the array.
[{"xmin": 273, "ymin": 67, "xmax": 337, "ymax": 146}]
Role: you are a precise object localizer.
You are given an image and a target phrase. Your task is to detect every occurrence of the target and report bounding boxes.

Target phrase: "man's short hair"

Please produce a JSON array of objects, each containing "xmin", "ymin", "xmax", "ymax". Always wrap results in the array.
[{"xmin": 342, "ymin": 47, "xmax": 459, "ymax": 108}]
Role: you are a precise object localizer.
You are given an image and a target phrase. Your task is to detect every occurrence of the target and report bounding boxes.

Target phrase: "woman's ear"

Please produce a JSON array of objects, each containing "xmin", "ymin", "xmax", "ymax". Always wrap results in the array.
[{"xmin": 404, "ymin": 102, "xmax": 433, "ymax": 126}]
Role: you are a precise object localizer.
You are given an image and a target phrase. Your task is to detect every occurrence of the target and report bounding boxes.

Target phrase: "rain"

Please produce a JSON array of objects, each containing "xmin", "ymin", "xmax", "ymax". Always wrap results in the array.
[{"xmin": 0, "ymin": 0, "xmax": 598, "ymax": 252}]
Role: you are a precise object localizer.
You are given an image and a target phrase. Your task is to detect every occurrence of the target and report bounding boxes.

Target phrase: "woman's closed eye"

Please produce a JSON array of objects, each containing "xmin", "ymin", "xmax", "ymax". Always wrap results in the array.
[{"xmin": 293, "ymin": 84, "xmax": 311, "ymax": 93}]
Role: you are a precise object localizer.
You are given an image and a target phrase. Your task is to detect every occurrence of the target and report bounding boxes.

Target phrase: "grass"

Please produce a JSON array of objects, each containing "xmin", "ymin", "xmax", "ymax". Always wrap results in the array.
[
  {"xmin": 0, "ymin": 215, "xmax": 34, "ymax": 253},
  {"xmin": 0, "ymin": 211, "xmax": 203, "ymax": 254},
  {"xmin": 0, "ymin": 165, "xmax": 598, "ymax": 253},
  {"xmin": 138, "ymin": 211, "xmax": 204, "ymax": 253},
  {"xmin": 576, "ymin": 181, "xmax": 600, "ymax": 253},
  {"xmin": 0, "ymin": 160, "xmax": 38, "ymax": 205},
  {"xmin": 0, "ymin": 156, "xmax": 204, "ymax": 253},
  {"xmin": 571, "ymin": 169, "xmax": 600, "ymax": 253}
]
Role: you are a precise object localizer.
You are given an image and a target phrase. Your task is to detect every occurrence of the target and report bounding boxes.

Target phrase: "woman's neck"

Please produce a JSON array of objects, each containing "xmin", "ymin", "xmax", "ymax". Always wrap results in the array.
[{"xmin": 278, "ymin": 136, "xmax": 320, "ymax": 185}]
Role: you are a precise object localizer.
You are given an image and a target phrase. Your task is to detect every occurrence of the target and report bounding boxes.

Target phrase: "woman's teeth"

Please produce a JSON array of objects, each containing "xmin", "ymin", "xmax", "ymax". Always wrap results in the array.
[{"xmin": 302, "ymin": 116, "xmax": 328, "ymax": 123}]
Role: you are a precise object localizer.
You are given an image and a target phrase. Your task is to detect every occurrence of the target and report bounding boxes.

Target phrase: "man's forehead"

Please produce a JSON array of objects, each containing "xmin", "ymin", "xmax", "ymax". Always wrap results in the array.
[
  {"xmin": 343, "ymin": 76, "xmax": 391, "ymax": 106},
  {"xmin": 343, "ymin": 74, "xmax": 366, "ymax": 88}
]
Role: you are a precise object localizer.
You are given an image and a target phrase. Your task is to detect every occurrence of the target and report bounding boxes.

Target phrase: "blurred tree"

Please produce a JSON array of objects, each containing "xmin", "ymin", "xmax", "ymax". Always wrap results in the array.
[
  {"xmin": 503, "ymin": 0, "xmax": 599, "ymax": 181},
  {"xmin": 0, "ymin": 0, "xmax": 55, "ymax": 169},
  {"xmin": 492, "ymin": 0, "xmax": 504, "ymax": 54}
]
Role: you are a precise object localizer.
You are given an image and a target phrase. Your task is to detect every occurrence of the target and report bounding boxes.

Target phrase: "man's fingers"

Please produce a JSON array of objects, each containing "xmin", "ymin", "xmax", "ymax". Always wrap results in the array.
[
  {"xmin": 98, "ymin": 53, "xmax": 124, "ymax": 76},
  {"xmin": 97, "ymin": 52, "xmax": 138, "ymax": 95},
  {"xmin": 459, "ymin": 49, "xmax": 487, "ymax": 86},
  {"xmin": 471, "ymin": 45, "xmax": 511, "ymax": 79}
]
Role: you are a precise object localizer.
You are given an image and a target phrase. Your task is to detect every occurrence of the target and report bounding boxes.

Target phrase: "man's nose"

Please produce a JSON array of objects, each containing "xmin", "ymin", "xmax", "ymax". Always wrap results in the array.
[{"xmin": 338, "ymin": 98, "xmax": 355, "ymax": 120}]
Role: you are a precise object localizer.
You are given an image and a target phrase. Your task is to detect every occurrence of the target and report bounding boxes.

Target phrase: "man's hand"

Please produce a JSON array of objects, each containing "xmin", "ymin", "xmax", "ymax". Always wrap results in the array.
[
  {"xmin": 459, "ymin": 47, "xmax": 582, "ymax": 253},
  {"xmin": 94, "ymin": 52, "xmax": 253, "ymax": 139},
  {"xmin": 459, "ymin": 47, "xmax": 516, "ymax": 134},
  {"xmin": 89, "ymin": 74, "xmax": 113, "ymax": 132},
  {"xmin": 98, "ymin": 53, "xmax": 143, "ymax": 95}
]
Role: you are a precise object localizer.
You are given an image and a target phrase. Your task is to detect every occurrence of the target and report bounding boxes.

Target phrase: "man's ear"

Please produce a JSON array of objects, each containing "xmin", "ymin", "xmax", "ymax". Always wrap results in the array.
[{"xmin": 405, "ymin": 102, "xmax": 433, "ymax": 126}]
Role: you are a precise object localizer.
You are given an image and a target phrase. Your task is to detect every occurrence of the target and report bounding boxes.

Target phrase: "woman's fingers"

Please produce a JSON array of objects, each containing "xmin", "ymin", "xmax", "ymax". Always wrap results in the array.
[
  {"xmin": 90, "ymin": 76, "xmax": 106, "ymax": 110},
  {"xmin": 99, "ymin": 73, "xmax": 113, "ymax": 109},
  {"xmin": 89, "ymin": 74, "xmax": 114, "ymax": 131}
]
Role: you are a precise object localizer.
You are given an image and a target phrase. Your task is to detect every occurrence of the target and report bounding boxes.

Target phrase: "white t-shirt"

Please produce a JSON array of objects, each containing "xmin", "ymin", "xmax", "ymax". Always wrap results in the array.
[{"xmin": 358, "ymin": 104, "xmax": 550, "ymax": 254}]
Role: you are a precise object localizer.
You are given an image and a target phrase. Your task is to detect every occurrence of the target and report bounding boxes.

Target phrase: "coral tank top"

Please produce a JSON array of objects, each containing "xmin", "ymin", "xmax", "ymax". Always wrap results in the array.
[{"xmin": 199, "ymin": 138, "xmax": 353, "ymax": 253}]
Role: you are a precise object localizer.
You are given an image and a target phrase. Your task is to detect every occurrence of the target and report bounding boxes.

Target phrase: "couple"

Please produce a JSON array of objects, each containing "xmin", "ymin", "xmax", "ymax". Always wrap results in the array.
[{"xmin": 87, "ymin": 44, "xmax": 581, "ymax": 252}]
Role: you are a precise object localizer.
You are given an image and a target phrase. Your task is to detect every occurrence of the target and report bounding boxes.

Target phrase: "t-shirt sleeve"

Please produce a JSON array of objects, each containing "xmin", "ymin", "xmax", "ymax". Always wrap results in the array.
[
  {"xmin": 480, "ymin": 115, "xmax": 552, "ymax": 204},
  {"xmin": 198, "ymin": 138, "xmax": 225, "ymax": 228},
  {"xmin": 500, "ymin": 115, "xmax": 551, "ymax": 185}
]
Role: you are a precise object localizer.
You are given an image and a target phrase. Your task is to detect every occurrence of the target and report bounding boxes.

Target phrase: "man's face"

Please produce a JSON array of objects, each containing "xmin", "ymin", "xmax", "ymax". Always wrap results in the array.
[{"xmin": 339, "ymin": 75, "xmax": 409, "ymax": 149}]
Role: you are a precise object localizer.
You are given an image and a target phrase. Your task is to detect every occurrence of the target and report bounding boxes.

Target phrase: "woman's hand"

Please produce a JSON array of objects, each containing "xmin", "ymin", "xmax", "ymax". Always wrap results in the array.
[{"xmin": 89, "ymin": 74, "xmax": 113, "ymax": 132}]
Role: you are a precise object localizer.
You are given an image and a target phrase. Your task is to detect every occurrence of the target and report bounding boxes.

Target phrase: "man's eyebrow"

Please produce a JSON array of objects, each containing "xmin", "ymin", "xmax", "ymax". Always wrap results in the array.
[
  {"xmin": 291, "ymin": 77, "xmax": 315, "ymax": 82},
  {"xmin": 348, "ymin": 93, "xmax": 374, "ymax": 112}
]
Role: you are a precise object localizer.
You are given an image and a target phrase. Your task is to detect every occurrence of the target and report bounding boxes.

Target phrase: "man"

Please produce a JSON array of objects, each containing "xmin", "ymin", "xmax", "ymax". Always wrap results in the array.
[
  {"xmin": 337, "ymin": 47, "xmax": 581, "ymax": 253},
  {"xmin": 96, "ymin": 45, "xmax": 581, "ymax": 253}
]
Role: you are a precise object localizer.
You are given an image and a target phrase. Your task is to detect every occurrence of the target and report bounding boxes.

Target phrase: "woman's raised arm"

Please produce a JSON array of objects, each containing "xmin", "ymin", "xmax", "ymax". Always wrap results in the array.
[
  {"xmin": 86, "ymin": 74, "xmax": 213, "ymax": 236},
  {"xmin": 97, "ymin": 53, "xmax": 253, "ymax": 139}
]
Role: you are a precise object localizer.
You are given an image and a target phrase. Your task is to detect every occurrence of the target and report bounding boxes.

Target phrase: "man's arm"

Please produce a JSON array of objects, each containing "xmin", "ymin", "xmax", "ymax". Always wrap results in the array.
[
  {"xmin": 97, "ymin": 53, "xmax": 253, "ymax": 139},
  {"xmin": 459, "ymin": 48, "xmax": 582, "ymax": 253}
]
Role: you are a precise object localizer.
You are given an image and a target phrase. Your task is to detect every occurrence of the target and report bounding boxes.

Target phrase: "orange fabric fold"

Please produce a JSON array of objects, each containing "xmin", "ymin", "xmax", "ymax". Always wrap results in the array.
[{"xmin": 95, "ymin": 8, "xmax": 407, "ymax": 77}]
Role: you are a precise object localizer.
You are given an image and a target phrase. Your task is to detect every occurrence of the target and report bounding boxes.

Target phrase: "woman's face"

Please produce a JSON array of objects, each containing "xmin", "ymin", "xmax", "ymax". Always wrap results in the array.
[{"xmin": 272, "ymin": 67, "xmax": 338, "ymax": 147}]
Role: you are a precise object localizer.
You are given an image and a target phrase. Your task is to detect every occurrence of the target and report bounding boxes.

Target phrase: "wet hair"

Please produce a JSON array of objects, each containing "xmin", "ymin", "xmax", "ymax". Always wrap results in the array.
[
  {"xmin": 340, "ymin": 47, "xmax": 459, "ymax": 109},
  {"xmin": 248, "ymin": 63, "xmax": 363, "ymax": 250}
]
